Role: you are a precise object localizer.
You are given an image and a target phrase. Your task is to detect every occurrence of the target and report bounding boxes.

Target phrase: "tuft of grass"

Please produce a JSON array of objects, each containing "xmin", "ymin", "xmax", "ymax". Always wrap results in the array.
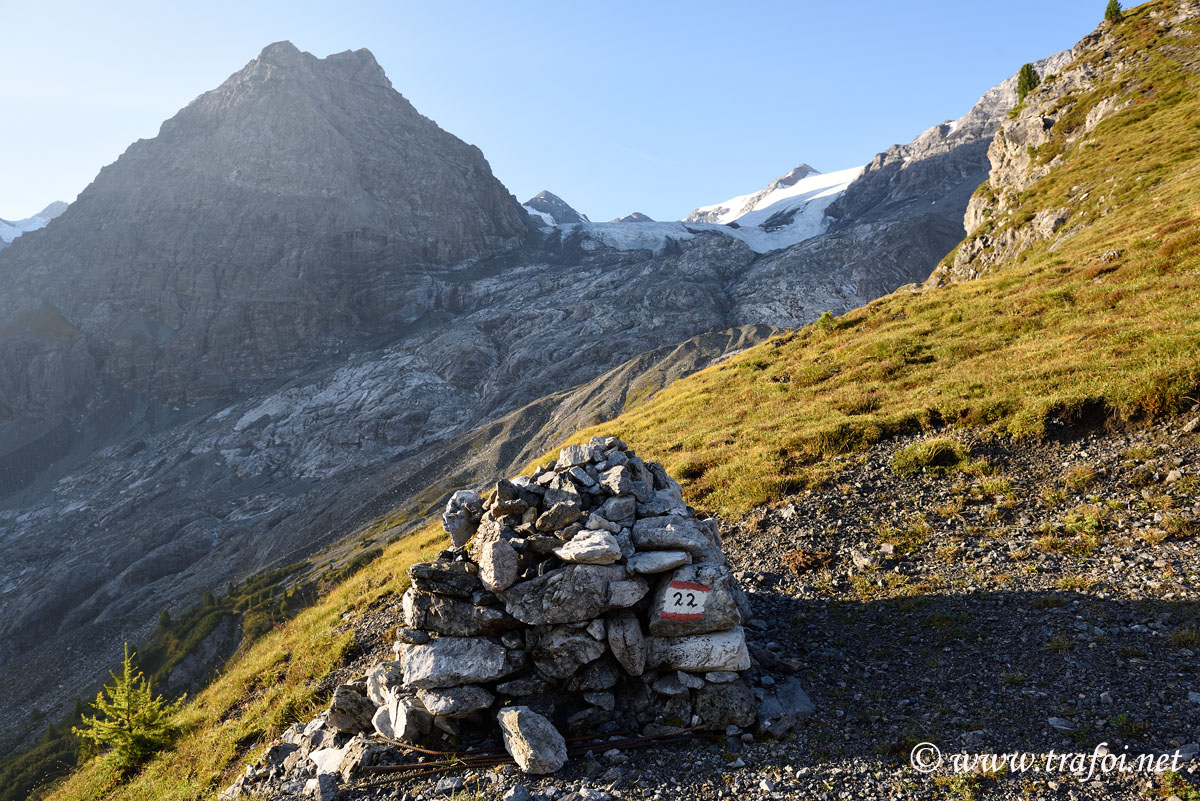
[
  {"xmin": 1062, "ymin": 504, "xmax": 1107, "ymax": 536},
  {"xmin": 1154, "ymin": 770, "xmax": 1200, "ymax": 801},
  {"xmin": 1122, "ymin": 445, "xmax": 1156, "ymax": 461},
  {"xmin": 1057, "ymin": 574, "xmax": 1093, "ymax": 591},
  {"xmin": 1063, "ymin": 464, "xmax": 1098, "ymax": 490},
  {"xmin": 1110, "ymin": 712, "xmax": 1150, "ymax": 738},
  {"xmin": 1170, "ymin": 628, "xmax": 1200, "ymax": 649},
  {"xmin": 1046, "ymin": 634, "xmax": 1076, "ymax": 653},
  {"xmin": 891, "ymin": 438, "xmax": 970, "ymax": 476},
  {"xmin": 877, "ymin": 515, "xmax": 933, "ymax": 556}
]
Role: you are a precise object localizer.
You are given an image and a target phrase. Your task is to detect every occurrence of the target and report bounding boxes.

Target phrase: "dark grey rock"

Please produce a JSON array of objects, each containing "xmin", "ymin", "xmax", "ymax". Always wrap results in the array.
[
  {"xmin": 693, "ymin": 679, "xmax": 756, "ymax": 730},
  {"xmin": 531, "ymin": 625, "xmax": 606, "ymax": 679},
  {"xmin": 416, "ymin": 685, "xmax": 494, "ymax": 717},
  {"xmin": 326, "ymin": 685, "xmax": 375, "ymax": 733},
  {"xmin": 408, "ymin": 561, "xmax": 481, "ymax": 599},
  {"xmin": 402, "ymin": 588, "xmax": 517, "ymax": 637},
  {"xmin": 756, "ymin": 677, "xmax": 815, "ymax": 737}
]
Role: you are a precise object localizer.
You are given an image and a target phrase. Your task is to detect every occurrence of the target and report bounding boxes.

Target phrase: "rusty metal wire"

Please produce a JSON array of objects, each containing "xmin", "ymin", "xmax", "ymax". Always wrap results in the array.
[{"xmin": 358, "ymin": 728, "xmax": 702, "ymax": 785}]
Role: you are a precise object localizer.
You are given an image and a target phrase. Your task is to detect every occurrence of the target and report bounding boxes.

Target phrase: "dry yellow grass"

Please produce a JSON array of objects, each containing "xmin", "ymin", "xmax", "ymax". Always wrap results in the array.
[
  {"xmin": 43, "ymin": 522, "xmax": 444, "ymax": 801},
  {"xmin": 538, "ymin": 2, "xmax": 1200, "ymax": 517}
]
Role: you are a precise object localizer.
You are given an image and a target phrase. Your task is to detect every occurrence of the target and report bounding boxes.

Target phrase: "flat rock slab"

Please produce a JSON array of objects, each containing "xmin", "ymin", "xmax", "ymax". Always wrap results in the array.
[
  {"xmin": 501, "ymin": 564, "xmax": 638, "ymax": 624},
  {"xmin": 402, "ymin": 588, "xmax": 517, "ymax": 637},
  {"xmin": 408, "ymin": 561, "xmax": 481, "ymax": 598},
  {"xmin": 553, "ymin": 530, "xmax": 621, "ymax": 564},
  {"xmin": 646, "ymin": 626, "xmax": 751, "ymax": 672},
  {"xmin": 416, "ymin": 685, "xmax": 494, "ymax": 718},
  {"xmin": 627, "ymin": 550, "xmax": 691, "ymax": 575},
  {"xmin": 398, "ymin": 636, "xmax": 520, "ymax": 689},
  {"xmin": 497, "ymin": 706, "xmax": 568, "ymax": 774},
  {"xmin": 631, "ymin": 517, "xmax": 713, "ymax": 556},
  {"xmin": 556, "ymin": 444, "xmax": 600, "ymax": 469}
]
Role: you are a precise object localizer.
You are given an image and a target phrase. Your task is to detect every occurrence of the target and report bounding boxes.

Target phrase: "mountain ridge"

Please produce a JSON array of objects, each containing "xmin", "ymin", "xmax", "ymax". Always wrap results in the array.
[{"xmin": 0, "ymin": 38, "xmax": 1060, "ymax": 766}]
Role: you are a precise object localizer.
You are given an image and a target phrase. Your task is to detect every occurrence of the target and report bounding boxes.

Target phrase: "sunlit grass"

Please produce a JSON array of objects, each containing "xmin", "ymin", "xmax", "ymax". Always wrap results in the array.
[
  {"xmin": 540, "ymin": 2, "xmax": 1200, "ymax": 517},
  {"xmin": 44, "ymin": 523, "xmax": 444, "ymax": 801}
]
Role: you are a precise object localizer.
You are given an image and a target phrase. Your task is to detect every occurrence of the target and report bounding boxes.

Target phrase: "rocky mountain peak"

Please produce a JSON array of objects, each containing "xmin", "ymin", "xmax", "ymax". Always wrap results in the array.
[
  {"xmin": 250, "ymin": 41, "xmax": 392, "ymax": 89},
  {"xmin": 611, "ymin": 211, "xmax": 654, "ymax": 223},
  {"xmin": 764, "ymin": 163, "xmax": 819, "ymax": 192},
  {"xmin": 0, "ymin": 41, "xmax": 528, "ymax": 418},
  {"xmin": 522, "ymin": 190, "xmax": 589, "ymax": 225},
  {"xmin": 684, "ymin": 163, "xmax": 827, "ymax": 226},
  {"xmin": 825, "ymin": 50, "xmax": 1072, "ymax": 227}
]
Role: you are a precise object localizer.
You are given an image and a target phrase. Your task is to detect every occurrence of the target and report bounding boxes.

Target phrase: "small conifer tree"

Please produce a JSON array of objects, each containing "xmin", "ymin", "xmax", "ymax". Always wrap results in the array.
[
  {"xmin": 72, "ymin": 644, "xmax": 183, "ymax": 771},
  {"xmin": 1016, "ymin": 63, "xmax": 1041, "ymax": 103},
  {"xmin": 1105, "ymin": 0, "xmax": 1123, "ymax": 23}
]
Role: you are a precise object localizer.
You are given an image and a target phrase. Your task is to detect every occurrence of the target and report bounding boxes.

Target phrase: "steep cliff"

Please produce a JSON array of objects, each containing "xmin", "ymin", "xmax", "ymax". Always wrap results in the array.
[{"xmin": 928, "ymin": 2, "xmax": 1200, "ymax": 284}]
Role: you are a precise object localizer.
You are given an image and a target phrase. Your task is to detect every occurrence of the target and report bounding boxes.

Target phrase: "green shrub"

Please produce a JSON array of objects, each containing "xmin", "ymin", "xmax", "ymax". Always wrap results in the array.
[
  {"xmin": 72, "ymin": 645, "xmax": 183, "ymax": 773},
  {"xmin": 1017, "ymin": 63, "xmax": 1041, "ymax": 104},
  {"xmin": 1105, "ymin": 0, "xmax": 1123, "ymax": 23}
]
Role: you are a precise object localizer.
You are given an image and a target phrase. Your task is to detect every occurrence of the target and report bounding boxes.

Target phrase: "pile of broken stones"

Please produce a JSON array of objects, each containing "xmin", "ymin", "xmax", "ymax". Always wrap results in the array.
[{"xmin": 223, "ymin": 437, "xmax": 804, "ymax": 800}]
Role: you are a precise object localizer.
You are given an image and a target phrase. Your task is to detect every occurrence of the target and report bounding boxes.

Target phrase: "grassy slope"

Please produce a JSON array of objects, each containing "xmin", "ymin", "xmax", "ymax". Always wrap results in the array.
[
  {"xmin": 42, "ymin": 523, "xmax": 444, "ymax": 801},
  {"xmin": 544, "ymin": 1, "xmax": 1200, "ymax": 518},
  {"xmin": 43, "ymin": 3, "xmax": 1200, "ymax": 798}
]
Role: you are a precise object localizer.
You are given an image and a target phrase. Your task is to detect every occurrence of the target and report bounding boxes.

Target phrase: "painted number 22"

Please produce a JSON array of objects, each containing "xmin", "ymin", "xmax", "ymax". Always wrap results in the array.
[{"xmin": 672, "ymin": 591, "xmax": 699, "ymax": 608}]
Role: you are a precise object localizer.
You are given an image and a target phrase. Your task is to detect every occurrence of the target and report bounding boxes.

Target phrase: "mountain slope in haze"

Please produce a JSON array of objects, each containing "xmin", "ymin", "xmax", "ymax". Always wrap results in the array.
[
  {"xmin": 0, "ymin": 201, "xmax": 67, "ymax": 249},
  {"xmin": 0, "ymin": 41, "xmax": 529, "ymax": 420},
  {"xmin": 0, "ymin": 42, "xmax": 1044, "ymax": 747}
]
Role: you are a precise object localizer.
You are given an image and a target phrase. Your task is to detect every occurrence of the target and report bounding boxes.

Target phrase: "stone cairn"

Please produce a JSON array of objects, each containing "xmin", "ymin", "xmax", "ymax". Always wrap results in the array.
[
  {"xmin": 393, "ymin": 436, "xmax": 756, "ymax": 768},
  {"xmin": 222, "ymin": 437, "xmax": 762, "ymax": 799}
]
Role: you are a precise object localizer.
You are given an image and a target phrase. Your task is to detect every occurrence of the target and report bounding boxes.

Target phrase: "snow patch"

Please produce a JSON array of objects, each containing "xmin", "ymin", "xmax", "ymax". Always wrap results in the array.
[
  {"xmin": 680, "ymin": 165, "xmax": 864, "ymax": 253},
  {"xmin": 0, "ymin": 201, "xmax": 67, "ymax": 243},
  {"xmin": 523, "ymin": 205, "xmax": 555, "ymax": 226}
]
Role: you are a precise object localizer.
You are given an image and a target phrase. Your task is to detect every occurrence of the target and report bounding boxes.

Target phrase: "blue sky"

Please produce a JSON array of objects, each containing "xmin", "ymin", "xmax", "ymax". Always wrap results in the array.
[{"xmin": 1, "ymin": 0, "xmax": 1108, "ymax": 221}]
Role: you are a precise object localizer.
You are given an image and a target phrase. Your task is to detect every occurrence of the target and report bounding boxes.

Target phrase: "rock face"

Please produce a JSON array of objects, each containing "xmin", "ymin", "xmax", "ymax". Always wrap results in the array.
[
  {"xmin": 0, "ymin": 40, "xmax": 529, "ymax": 420},
  {"xmin": 923, "ymin": 9, "xmax": 1200, "ymax": 285}
]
